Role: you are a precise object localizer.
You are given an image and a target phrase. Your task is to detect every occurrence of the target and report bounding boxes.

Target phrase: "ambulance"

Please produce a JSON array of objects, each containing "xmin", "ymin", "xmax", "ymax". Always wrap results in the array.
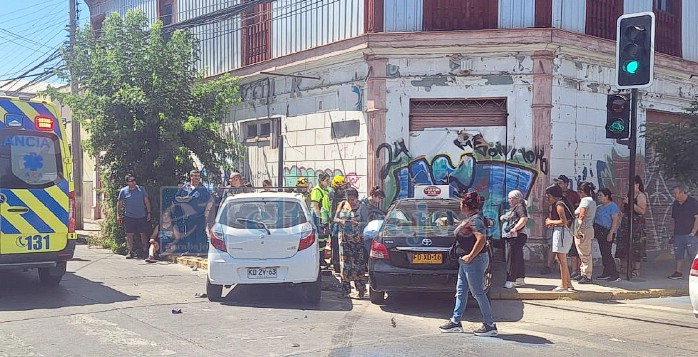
[{"xmin": 0, "ymin": 96, "xmax": 77, "ymax": 285}]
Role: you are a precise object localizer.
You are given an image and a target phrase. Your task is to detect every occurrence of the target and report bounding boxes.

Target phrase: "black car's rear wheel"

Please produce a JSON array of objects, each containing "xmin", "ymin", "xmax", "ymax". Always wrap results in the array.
[{"xmin": 369, "ymin": 286, "xmax": 385, "ymax": 304}]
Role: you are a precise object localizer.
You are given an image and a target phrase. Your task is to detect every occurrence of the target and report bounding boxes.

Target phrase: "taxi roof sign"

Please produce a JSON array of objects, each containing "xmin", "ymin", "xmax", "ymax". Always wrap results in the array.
[{"xmin": 414, "ymin": 185, "xmax": 450, "ymax": 199}]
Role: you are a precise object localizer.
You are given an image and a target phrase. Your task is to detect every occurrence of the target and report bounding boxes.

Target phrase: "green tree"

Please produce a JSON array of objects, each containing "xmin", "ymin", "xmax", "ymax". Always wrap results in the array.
[
  {"xmin": 45, "ymin": 10, "xmax": 241, "ymax": 251},
  {"xmin": 643, "ymin": 101, "xmax": 698, "ymax": 186}
]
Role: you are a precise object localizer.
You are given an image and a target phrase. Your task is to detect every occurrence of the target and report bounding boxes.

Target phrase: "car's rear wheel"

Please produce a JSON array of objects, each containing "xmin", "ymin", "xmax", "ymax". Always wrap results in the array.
[
  {"xmin": 301, "ymin": 275, "xmax": 322, "ymax": 305},
  {"xmin": 206, "ymin": 277, "xmax": 224, "ymax": 302},
  {"xmin": 369, "ymin": 286, "xmax": 385, "ymax": 304}
]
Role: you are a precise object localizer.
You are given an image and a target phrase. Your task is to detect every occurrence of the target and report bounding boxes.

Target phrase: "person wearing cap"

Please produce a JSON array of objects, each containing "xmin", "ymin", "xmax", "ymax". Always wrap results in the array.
[
  {"xmin": 554, "ymin": 174, "xmax": 582, "ymax": 279},
  {"xmin": 117, "ymin": 174, "xmax": 153, "ymax": 259},
  {"xmin": 295, "ymin": 177, "xmax": 311, "ymax": 207},
  {"xmin": 311, "ymin": 173, "xmax": 332, "ymax": 266}
]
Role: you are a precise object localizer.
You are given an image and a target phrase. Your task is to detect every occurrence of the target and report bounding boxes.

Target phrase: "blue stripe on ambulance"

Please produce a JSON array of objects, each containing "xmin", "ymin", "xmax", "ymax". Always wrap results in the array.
[
  {"xmin": 58, "ymin": 179, "xmax": 68, "ymax": 193},
  {"xmin": 0, "ymin": 100, "xmax": 34, "ymax": 132},
  {"xmin": 2, "ymin": 190, "xmax": 55, "ymax": 233},
  {"xmin": 28, "ymin": 102, "xmax": 62, "ymax": 139},
  {"xmin": 0, "ymin": 215, "xmax": 20, "ymax": 234},
  {"xmin": 30, "ymin": 189, "xmax": 69, "ymax": 223}
]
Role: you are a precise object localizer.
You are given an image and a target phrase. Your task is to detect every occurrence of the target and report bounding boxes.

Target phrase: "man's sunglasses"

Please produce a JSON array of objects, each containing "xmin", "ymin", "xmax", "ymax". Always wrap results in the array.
[{"xmin": 127, "ymin": 179, "xmax": 135, "ymax": 182}]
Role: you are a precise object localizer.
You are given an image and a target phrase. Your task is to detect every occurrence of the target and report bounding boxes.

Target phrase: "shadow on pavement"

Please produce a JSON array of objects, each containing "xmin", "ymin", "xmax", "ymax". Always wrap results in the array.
[
  {"xmin": 0, "ymin": 270, "xmax": 139, "ymax": 312},
  {"xmin": 498, "ymin": 333, "xmax": 553, "ymax": 345},
  {"xmin": 219, "ymin": 284, "xmax": 354, "ymax": 312}
]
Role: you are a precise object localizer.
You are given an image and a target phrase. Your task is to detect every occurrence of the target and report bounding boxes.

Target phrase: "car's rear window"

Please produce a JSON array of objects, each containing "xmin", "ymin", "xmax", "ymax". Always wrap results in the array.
[
  {"xmin": 218, "ymin": 199, "xmax": 308, "ymax": 229},
  {"xmin": 0, "ymin": 131, "xmax": 62, "ymax": 189},
  {"xmin": 382, "ymin": 200, "xmax": 465, "ymax": 237}
]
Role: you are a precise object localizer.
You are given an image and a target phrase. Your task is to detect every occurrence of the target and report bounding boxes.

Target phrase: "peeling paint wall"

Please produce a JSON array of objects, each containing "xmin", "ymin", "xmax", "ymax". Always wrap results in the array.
[{"xmin": 226, "ymin": 59, "xmax": 369, "ymax": 193}]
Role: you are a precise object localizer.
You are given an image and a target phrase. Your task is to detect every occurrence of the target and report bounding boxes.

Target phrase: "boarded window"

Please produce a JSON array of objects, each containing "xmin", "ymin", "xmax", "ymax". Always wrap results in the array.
[
  {"xmin": 585, "ymin": 0, "xmax": 623, "ymax": 40},
  {"xmin": 158, "ymin": 0, "xmax": 175, "ymax": 26},
  {"xmin": 653, "ymin": 0, "xmax": 682, "ymax": 57},
  {"xmin": 409, "ymin": 98, "xmax": 507, "ymax": 131},
  {"xmin": 331, "ymin": 120, "xmax": 360, "ymax": 139},
  {"xmin": 423, "ymin": 0, "xmax": 498, "ymax": 31},
  {"xmin": 242, "ymin": 0, "xmax": 272, "ymax": 66},
  {"xmin": 535, "ymin": 0, "xmax": 552, "ymax": 28},
  {"xmin": 91, "ymin": 14, "xmax": 105, "ymax": 38}
]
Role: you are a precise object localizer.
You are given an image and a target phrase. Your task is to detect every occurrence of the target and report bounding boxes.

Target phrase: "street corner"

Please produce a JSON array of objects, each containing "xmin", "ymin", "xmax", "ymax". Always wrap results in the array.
[
  {"xmin": 491, "ymin": 286, "xmax": 690, "ymax": 302},
  {"xmin": 164, "ymin": 254, "xmax": 208, "ymax": 271}
]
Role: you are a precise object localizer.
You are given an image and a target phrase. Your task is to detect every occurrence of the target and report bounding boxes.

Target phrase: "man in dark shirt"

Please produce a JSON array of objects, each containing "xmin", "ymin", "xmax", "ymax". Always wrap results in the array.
[
  {"xmin": 555, "ymin": 175, "xmax": 580, "ymax": 209},
  {"xmin": 668, "ymin": 183, "xmax": 698, "ymax": 279},
  {"xmin": 174, "ymin": 170, "xmax": 213, "ymax": 254},
  {"xmin": 117, "ymin": 174, "xmax": 152, "ymax": 259}
]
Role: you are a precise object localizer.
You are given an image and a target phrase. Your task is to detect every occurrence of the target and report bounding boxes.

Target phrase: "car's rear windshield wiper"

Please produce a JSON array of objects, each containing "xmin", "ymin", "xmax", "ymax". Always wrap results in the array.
[{"xmin": 236, "ymin": 218, "xmax": 271, "ymax": 235}]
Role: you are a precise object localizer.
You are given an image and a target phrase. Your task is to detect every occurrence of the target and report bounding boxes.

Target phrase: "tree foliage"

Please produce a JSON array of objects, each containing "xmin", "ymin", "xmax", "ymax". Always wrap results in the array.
[
  {"xmin": 643, "ymin": 101, "xmax": 698, "ymax": 187},
  {"xmin": 45, "ymin": 10, "xmax": 241, "ymax": 251}
]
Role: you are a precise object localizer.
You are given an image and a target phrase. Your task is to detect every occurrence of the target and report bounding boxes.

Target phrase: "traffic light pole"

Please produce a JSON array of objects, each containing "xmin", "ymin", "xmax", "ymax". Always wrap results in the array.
[{"xmin": 625, "ymin": 88, "xmax": 638, "ymax": 281}]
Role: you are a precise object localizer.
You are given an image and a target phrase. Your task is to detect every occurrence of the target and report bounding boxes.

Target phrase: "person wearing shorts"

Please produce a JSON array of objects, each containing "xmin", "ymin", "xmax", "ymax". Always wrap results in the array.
[
  {"xmin": 545, "ymin": 184, "xmax": 574, "ymax": 292},
  {"xmin": 668, "ymin": 183, "xmax": 698, "ymax": 279},
  {"xmin": 117, "ymin": 174, "xmax": 152, "ymax": 259}
]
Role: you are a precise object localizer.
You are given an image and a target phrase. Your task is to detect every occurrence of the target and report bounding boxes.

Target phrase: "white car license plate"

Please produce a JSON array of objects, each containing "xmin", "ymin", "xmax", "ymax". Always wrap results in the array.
[{"xmin": 247, "ymin": 267, "xmax": 278, "ymax": 279}]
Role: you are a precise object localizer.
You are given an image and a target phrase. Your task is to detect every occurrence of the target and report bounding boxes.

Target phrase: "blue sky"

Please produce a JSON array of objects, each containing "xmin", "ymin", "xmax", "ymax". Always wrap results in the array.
[{"xmin": 0, "ymin": 0, "xmax": 88, "ymax": 92}]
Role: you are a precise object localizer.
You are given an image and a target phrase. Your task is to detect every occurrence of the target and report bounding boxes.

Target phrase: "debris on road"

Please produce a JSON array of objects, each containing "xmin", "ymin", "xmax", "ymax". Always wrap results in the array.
[{"xmin": 171, "ymin": 308, "xmax": 182, "ymax": 314}]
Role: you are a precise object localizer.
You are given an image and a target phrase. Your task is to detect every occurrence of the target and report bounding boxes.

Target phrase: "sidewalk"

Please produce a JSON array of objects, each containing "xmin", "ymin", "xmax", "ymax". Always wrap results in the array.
[{"xmin": 75, "ymin": 222, "xmax": 689, "ymax": 301}]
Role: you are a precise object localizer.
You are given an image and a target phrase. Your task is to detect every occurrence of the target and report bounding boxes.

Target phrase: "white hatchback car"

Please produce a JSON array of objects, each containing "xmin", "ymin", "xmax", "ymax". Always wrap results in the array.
[
  {"xmin": 690, "ymin": 252, "xmax": 698, "ymax": 318},
  {"xmin": 206, "ymin": 192, "xmax": 320, "ymax": 304}
]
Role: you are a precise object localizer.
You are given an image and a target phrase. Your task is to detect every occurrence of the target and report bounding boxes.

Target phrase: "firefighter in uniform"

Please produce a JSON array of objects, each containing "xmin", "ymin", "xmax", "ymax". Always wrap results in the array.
[{"xmin": 310, "ymin": 173, "xmax": 332, "ymax": 268}]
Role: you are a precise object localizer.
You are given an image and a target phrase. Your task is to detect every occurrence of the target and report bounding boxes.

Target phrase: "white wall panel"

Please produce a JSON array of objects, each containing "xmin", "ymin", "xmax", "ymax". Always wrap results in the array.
[
  {"xmin": 552, "ymin": 0, "xmax": 586, "ymax": 33},
  {"xmin": 499, "ymin": 0, "xmax": 535, "ymax": 28},
  {"xmin": 683, "ymin": 0, "xmax": 698, "ymax": 61},
  {"xmin": 623, "ymin": 0, "xmax": 652, "ymax": 14},
  {"xmin": 384, "ymin": 0, "xmax": 423, "ymax": 32}
]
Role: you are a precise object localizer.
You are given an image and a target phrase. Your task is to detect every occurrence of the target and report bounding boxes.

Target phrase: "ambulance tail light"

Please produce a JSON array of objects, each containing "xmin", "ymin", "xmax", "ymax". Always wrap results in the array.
[
  {"xmin": 35, "ymin": 116, "xmax": 55, "ymax": 131},
  {"xmin": 68, "ymin": 191, "xmax": 76, "ymax": 233}
]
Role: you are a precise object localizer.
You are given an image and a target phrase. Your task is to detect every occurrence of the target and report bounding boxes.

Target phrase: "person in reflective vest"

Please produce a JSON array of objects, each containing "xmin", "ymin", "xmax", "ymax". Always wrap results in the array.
[{"xmin": 310, "ymin": 173, "xmax": 332, "ymax": 266}]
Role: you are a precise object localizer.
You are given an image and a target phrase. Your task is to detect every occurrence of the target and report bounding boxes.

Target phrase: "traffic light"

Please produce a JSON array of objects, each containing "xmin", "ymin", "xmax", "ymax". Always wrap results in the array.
[
  {"xmin": 606, "ymin": 94, "xmax": 630, "ymax": 139},
  {"xmin": 616, "ymin": 12, "xmax": 655, "ymax": 88}
]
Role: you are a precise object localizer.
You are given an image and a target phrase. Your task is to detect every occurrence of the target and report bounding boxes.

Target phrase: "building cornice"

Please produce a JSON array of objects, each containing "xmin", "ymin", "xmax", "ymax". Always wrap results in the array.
[{"xmin": 224, "ymin": 28, "xmax": 697, "ymax": 83}]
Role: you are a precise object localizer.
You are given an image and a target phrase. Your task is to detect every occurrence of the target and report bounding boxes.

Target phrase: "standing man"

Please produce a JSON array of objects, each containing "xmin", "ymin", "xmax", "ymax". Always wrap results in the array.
[
  {"xmin": 668, "ymin": 183, "xmax": 698, "ymax": 279},
  {"xmin": 117, "ymin": 174, "xmax": 152, "ymax": 259},
  {"xmin": 311, "ymin": 173, "xmax": 332, "ymax": 266},
  {"xmin": 175, "ymin": 170, "xmax": 213, "ymax": 255}
]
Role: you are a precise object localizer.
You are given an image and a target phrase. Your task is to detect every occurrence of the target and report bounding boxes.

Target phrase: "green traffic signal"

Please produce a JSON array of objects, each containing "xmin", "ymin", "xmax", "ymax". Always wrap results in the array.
[
  {"xmin": 608, "ymin": 119, "xmax": 626, "ymax": 132},
  {"xmin": 624, "ymin": 60, "xmax": 639, "ymax": 74}
]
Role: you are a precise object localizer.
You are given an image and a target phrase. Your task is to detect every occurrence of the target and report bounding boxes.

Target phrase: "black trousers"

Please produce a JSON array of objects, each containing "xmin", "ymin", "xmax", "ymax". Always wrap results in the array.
[
  {"xmin": 505, "ymin": 233, "xmax": 527, "ymax": 282},
  {"xmin": 597, "ymin": 234, "xmax": 619, "ymax": 278}
]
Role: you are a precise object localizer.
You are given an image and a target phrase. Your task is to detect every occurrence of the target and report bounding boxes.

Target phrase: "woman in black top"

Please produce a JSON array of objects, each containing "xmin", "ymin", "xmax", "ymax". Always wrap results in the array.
[
  {"xmin": 545, "ymin": 184, "xmax": 575, "ymax": 292},
  {"xmin": 439, "ymin": 192, "xmax": 498, "ymax": 337},
  {"xmin": 502, "ymin": 190, "xmax": 529, "ymax": 288}
]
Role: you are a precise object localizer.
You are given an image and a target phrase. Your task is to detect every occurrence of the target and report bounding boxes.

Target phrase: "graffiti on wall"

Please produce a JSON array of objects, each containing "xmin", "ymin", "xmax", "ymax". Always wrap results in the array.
[
  {"xmin": 283, "ymin": 165, "xmax": 359, "ymax": 189},
  {"xmin": 377, "ymin": 131, "xmax": 545, "ymax": 239}
]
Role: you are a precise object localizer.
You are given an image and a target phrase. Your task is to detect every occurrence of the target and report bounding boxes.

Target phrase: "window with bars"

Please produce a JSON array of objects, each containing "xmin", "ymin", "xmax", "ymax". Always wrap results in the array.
[
  {"xmin": 409, "ymin": 98, "xmax": 508, "ymax": 131},
  {"xmin": 241, "ymin": 0, "xmax": 272, "ymax": 66},
  {"xmin": 653, "ymin": 0, "xmax": 682, "ymax": 57},
  {"xmin": 158, "ymin": 0, "xmax": 175, "ymax": 26}
]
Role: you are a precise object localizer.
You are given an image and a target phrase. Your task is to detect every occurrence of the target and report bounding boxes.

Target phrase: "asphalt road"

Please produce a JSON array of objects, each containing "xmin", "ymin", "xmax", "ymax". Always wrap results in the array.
[{"xmin": 1, "ymin": 245, "xmax": 697, "ymax": 357}]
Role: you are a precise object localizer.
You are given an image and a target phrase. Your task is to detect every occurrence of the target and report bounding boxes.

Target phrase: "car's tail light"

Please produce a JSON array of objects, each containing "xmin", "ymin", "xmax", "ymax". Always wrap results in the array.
[
  {"xmin": 68, "ymin": 191, "xmax": 76, "ymax": 233},
  {"xmin": 690, "ymin": 257, "xmax": 698, "ymax": 277},
  {"xmin": 298, "ymin": 229, "xmax": 315, "ymax": 252},
  {"xmin": 370, "ymin": 240, "xmax": 390, "ymax": 260},
  {"xmin": 209, "ymin": 227, "xmax": 226, "ymax": 252}
]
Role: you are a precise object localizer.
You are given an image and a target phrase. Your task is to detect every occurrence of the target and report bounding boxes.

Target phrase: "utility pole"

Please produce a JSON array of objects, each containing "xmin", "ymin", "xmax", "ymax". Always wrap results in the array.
[{"xmin": 69, "ymin": 0, "xmax": 84, "ymax": 229}]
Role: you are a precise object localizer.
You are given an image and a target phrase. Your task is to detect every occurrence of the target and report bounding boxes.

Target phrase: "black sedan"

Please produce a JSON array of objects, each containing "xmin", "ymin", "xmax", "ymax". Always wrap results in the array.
[{"xmin": 366, "ymin": 198, "xmax": 493, "ymax": 304}]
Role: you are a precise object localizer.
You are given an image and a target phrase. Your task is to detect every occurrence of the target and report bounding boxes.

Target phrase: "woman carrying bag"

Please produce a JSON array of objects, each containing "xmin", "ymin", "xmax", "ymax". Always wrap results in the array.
[
  {"xmin": 502, "ymin": 190, "xmax": 529, "ymax": 289},
  {"xmin": 544, "ymin": 184, "xmax": 575, "ymax": 292},
  {"xmin": 439, "ymin": 192, "xmax": 498, "ymax": 337}
]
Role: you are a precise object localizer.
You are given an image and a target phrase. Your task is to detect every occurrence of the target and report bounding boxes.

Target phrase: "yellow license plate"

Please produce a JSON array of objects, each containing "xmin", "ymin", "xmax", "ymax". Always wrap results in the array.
[{"xmin": 412, "ymin": 253, "xmax": 443, "ymax": 264}]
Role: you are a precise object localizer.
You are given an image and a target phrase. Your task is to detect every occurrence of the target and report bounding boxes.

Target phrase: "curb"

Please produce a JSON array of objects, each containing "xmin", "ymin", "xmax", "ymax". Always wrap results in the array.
[
  {"xmin": 490, "ymin": 287, "xmax": 689, "ymax": 301},
  {"xmin": 164, "ymin": 256, "xmax": 689, "ymax": 301},
  {"xmin": 164, "ymin": 255, "xmax": 208, "ymax": 270}
]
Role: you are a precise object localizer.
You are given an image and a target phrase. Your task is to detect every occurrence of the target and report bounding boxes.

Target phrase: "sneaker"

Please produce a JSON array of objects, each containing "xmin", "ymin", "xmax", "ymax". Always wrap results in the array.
[
  {"xmin": 125, "ymin": 250, "xmax": 137, "ymax": 259},
  {"xmin": 540, "ymin": 266, "xmax": 552, "ymax": 275},
  {"xmin": 596, "ymin": 275, "xmax": 611, "ymax": 280},
  {"xmin": 570, "ymin": 272, "xmax": 581, "ymax": 280},
  {"xmin": 145, "ymin": 256, "xmax": 157, "ymax": 263},
  {"xmin": 609, "ymin": 276, "xmax": 621, "ymax": 282},
  {"xmin": 503, "ymin": 281, "xmax": 515, "ymax": 289},
  {"xmin": 515, "ymin": 278, "xmax": 526, "ymax": 286},
  {"xmin": 577, "ymin": 277, "xmax": 593, "ymax": 284},
  {"xmin": 667, "ymin": 272, "xmax": 683, "ymax": 280},
  {"xmin": 473, "ymin": 323, "xmax": 498, "ymax": 337},
  {"xmin": 439, "ymin": 320, "xmax": 463, "ymax": 333},
  {"xmin": 551, "ymin": 287, "xmax": 567, "ymax": 292}
]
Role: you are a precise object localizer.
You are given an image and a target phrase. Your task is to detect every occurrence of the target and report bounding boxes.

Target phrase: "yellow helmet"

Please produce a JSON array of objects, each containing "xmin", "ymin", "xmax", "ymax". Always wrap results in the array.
[
  {"xmin": 331, "ymin": 175, "xmax": 345, "ymax": 188},
  {"xmin": 296, "ymin": 177, "xmax": 308, "ymax": 187}
]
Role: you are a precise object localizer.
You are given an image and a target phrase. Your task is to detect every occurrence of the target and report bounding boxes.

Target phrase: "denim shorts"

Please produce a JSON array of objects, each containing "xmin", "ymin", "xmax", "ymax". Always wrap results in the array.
[
  {"xmin": 552, "ymin": 227, "xmax": 573, "ymax": 254},
  {"xmin": 673, "ymin": 234, "xmax": 698, "ymax": 261}
]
